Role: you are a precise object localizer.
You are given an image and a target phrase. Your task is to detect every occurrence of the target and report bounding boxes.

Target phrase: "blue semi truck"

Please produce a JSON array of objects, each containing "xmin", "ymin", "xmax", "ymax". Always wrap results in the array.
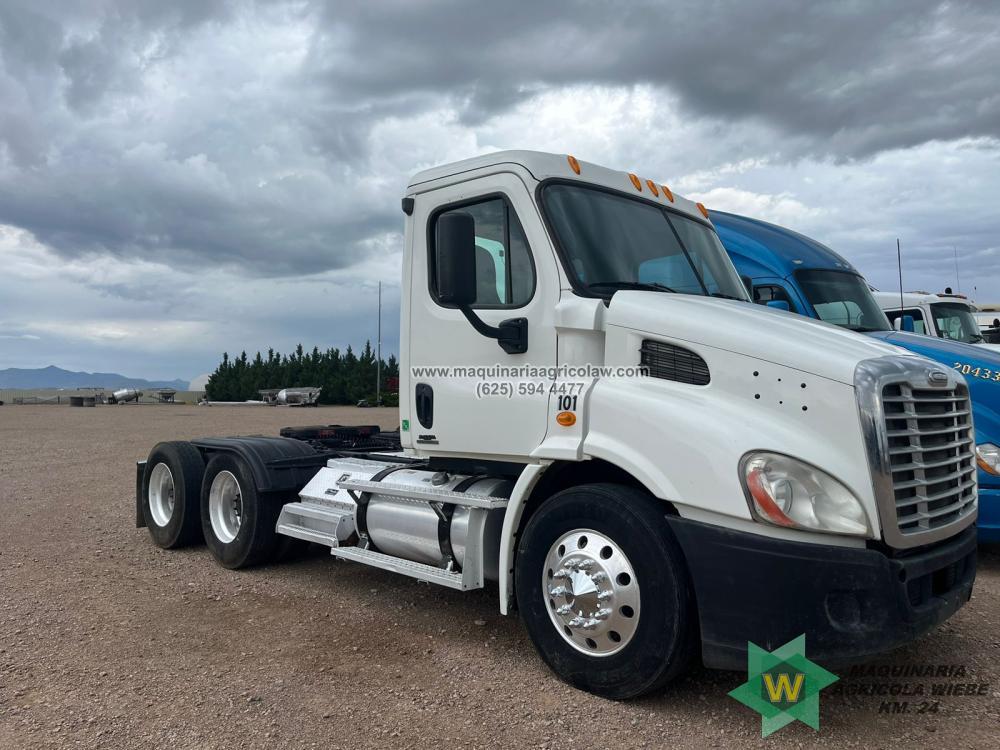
[{"xmin": 712, "ymin": 210, "xmax": 999, "ymax": 542}]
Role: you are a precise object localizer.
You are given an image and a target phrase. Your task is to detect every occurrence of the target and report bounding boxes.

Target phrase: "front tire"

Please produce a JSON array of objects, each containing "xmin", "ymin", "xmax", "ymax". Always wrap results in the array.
[
  {"xmin": 141, "ymin": 442, "xmax": 205, "ymax": 549},
  {"xmin": 515, "ymin": 483, "xmax": 697, "ymax": 699},
  {"xmin": 200, "ymin": 453, "xmax": 286, "ymax": 569}
]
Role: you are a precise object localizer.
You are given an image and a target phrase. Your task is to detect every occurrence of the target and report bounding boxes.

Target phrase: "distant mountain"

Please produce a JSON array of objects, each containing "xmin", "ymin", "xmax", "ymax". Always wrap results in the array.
[{"xmin": 0, "ymin": 365, "xmax": 188, "ymax": 390}]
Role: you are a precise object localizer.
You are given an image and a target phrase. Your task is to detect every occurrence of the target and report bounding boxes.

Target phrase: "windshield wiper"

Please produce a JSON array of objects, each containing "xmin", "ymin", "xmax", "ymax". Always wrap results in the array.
[
  {"xmin": 710, "ymin": 292, "xmax": 744, "ymax": 301},
  {"xmin": 587, "ymin": 281, "xmax": 676, "ymax": 294}
]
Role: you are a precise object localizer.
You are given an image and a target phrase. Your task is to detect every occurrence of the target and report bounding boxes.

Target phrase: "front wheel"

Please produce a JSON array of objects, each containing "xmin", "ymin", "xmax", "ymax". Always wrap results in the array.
[
  {"xmin": 200, "ymin": 453, "xmax": 287, "ymax": 569},
  {"xmin": 515, "ymin": 483, "xmax": 697, "ymax": 699}
]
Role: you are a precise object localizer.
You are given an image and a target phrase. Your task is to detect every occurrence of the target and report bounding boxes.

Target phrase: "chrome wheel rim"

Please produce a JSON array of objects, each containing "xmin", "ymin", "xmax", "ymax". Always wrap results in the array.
[
  {"xmin": 543, "ymin": 528, "xmax": 640, "ymax": 656},
  {"xmin": 148, "ymin": 463, "xmax": 175, "ymax": 527},
  {"xmin": 209, "ymin": 470, "xmax": 243, "ymax": 543}
]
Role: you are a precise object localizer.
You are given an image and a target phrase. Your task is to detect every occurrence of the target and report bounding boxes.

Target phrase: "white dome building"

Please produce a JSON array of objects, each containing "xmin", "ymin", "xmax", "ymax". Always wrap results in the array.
[{"xmin": 189, "ymin": 372, "xmax": 211, "ymax": 391}]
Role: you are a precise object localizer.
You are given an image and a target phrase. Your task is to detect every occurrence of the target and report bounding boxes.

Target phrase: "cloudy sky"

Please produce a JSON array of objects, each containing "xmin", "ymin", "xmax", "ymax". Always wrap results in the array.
[{"xmin": 2, "ymin": 0, "xmax": 999, "ymax": 382}]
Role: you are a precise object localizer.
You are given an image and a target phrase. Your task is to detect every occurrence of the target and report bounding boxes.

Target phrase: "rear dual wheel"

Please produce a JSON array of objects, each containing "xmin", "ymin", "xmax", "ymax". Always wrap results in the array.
[
  {"xmin": 141, "ymin": 443, "xmax": 295, "ymax": 568},
  {"xmin": 200, "ymin": 453, "xmax": 291, "ymax": 569},
  {"xmin": 141, "ymin": 442, "xmax": 205, "ymax": 548}
]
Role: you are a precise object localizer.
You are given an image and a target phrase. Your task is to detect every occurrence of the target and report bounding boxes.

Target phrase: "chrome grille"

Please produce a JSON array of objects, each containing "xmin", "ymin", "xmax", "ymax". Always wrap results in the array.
[{"xmin": 882, "ymin": 381, "xmax": 976, "ymax": 537}]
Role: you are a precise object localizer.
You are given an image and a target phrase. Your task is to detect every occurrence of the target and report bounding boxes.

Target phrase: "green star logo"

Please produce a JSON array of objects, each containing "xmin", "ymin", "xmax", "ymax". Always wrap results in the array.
[{"xmin": 728, "ymin": 635, "xmax": 838, "ymax": 738}]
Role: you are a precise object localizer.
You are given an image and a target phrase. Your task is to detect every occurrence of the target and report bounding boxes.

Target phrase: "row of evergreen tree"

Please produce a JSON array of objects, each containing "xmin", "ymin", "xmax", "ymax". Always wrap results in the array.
[{"xmin": 205, "ymin": 342, "xmax": 399, "ymax": 405}]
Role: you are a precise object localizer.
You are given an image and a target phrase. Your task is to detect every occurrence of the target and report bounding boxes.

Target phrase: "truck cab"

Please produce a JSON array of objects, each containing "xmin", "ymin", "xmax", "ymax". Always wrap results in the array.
[
  {"xmin": 973, "ymin": 305, "xmax": 1000, "ymax": 343},
  {"xmin": 714, "ymin": 210, "xmax": 1000, "ymax": 541},
  {"xmin": 873, "ymin": 290, "xmax": 1000, "ymax": 353},
  {"xmin": 137, "ymin": 153, "xmax": 978, "ymax": 699}
]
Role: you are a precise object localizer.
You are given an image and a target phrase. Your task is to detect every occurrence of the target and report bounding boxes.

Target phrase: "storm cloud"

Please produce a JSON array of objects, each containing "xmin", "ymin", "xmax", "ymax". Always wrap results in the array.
[{"xmin": 1, "ymin": 0, "xmax": 999, "ymax": 379}]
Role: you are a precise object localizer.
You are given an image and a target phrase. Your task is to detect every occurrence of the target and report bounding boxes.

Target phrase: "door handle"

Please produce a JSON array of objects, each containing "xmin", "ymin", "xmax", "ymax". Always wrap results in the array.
[{"xmin": 415, "ymin": 383, "xmax": 434, "ymax": 429}]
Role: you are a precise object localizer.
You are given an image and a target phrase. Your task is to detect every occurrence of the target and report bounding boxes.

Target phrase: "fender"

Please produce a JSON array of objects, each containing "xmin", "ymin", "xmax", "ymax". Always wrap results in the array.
[
  {"xmin": 190, "ymin": 436, "xmax": 325, "ymax": 494},
  {"xmin": 498, "ymin": 463, "xmax": 547, "ymax": 614}
]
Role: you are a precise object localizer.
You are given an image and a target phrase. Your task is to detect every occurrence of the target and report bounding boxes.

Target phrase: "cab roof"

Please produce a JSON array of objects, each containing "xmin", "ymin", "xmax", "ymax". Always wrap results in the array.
[
  {"xmin": 871, "ymin": 290, "xmax": 972, "ymax": 308},
  {"xmin": 407, "ymin": 150, "xmax": 706, "ymax": 223},
  {"xmin": 710, "ymin": 210, "xmax": 858, "ymax": 280}
]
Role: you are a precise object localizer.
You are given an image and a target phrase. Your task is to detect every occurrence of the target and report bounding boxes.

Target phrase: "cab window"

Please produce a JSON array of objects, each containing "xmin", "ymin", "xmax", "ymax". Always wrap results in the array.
[
  {"xmin": 430, "ymin": 197, "xmax": 534, "ymax": 308},
  {"xmin": 753, "ymin": 284, "xmax": 795, "ymax": 309}
]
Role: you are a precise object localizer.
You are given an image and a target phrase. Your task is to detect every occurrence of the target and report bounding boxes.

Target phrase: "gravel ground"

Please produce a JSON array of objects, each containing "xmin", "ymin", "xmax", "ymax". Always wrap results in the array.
[{"xmin": 1, "ymin": 404, "xmax": 998, "ymax": 749}]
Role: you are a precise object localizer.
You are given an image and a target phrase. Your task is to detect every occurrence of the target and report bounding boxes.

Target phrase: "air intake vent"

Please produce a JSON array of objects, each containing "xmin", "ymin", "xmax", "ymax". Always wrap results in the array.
[{"xmin": 640, "ymin": 340, "xmax": 710, "ymax": 386}]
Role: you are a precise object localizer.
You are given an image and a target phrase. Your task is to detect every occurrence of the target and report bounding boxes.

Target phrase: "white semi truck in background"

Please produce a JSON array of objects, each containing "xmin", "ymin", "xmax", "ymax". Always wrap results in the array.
[
  {"xmin": 137, "ymin": 151, "xmax": 977, "ymax": 698},
  {"xmin": 875, "ymin": 290, "xmax": 1000, "ymax": 352}
]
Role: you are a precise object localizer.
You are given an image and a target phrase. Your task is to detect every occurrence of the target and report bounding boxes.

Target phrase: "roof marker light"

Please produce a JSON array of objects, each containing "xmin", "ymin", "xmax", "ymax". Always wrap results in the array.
[
  {"xmin": 567, "ymin": 155, "xmax": 581, "ymax": 174},
  {"xmin": 646, "ymin": 180, "xmax": 659, "ymax": 197},
  {"xmin": 696, "ymin": 202, "xmax": 709, "ymax": 219},
  {"xmin": 628, "ymin": 173, "xmax": 642, "ymax": 191},
  {"xmin": 661, "ymin": 184, "xmax": 674, "ymax": 202}
]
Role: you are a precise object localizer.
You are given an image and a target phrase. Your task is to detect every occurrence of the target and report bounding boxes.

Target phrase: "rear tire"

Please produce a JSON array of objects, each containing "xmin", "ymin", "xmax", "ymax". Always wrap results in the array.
[
  {"xmin": 515, "ymin": 483, "xmax": 697, "ymax": 699},
  {"xmin": 141, "ymin": 442, "xmax": 205, "ymax": 549},
  {"xmin": 200, "ymin": 453, "xmax": 286, "ymax": 569}
]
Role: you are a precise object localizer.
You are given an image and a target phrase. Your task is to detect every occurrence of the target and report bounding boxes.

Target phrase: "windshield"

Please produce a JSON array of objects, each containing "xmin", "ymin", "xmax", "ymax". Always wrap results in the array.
[
  {"xmin": 541, "ymin": 183, "xmax": 750, "ymax": 301},
  {"xmin": 794, "ymin": 269, "xmax": 890, "ymax": 332},
  {"xmin": 931, "ymin": 302, "xmax": 984, "ymax": 343}
]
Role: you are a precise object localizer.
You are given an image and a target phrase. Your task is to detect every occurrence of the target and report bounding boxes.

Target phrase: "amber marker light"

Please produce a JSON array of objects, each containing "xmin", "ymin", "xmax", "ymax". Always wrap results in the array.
[
  {"xmin": 661, "ymin": 184, "xmax": 674, "ymax": 202},
  {"xmin": 567, "ymin": 155, "xmax": 581, "ymax": 174},
  {"xmin": 646, "ymin": 180, "xmax": 659, "ymax": 197},
  {"xmin": 745, "ymin": 466, "xmax": 796, "ymax": 527},
  {"xmin": 556, "ymin": 411, "xmax": 577, "ymax": 427},
  {"xmin": 628, "ymin": 173, "xmax": 642, "ymax": 191},
  {"xmin": 696, "ymin": 202, "xmax": 709, "ymax": 219}
]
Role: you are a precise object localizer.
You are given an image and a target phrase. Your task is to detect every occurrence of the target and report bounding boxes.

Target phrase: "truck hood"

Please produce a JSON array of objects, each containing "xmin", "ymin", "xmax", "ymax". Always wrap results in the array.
[
  {"xmin": 869, "ymin": 330, "xmax": 1000, "ymax": 452},
  {"xmin": 607, "ymin": 292, "xmax": 908, "ymax": 385}
]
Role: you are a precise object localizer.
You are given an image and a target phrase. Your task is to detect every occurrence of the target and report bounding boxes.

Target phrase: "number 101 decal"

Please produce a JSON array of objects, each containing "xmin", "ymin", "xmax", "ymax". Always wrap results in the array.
[{"xmin": 558, "ymin": 394, "xmax": 578, "ymax": 411}]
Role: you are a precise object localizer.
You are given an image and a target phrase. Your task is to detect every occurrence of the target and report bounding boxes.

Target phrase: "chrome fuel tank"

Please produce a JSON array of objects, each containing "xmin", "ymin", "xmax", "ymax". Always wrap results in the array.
[{"xmin": 365, "ymin": 470, "xmax": 511, "ymax": 580}]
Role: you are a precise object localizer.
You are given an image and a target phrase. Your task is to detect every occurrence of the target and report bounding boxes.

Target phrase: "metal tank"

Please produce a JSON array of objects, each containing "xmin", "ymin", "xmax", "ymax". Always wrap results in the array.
[
  {"xmin": 364, "ymin": 469, "xmax": 511, "ymax": 579},
  {"xmin": 275, "ymin": 387, "xmax": 321, "ymax": 406},
  {"xmin": 287, "ymin": 458, "xmax": 511, "ymax": 581},
  {"xmin": 111, "ymin": 388, "xmax": 142, "ymax": 404}
]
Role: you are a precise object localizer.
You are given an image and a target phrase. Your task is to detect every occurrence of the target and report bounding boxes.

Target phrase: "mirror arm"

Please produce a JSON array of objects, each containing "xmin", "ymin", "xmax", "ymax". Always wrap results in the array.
[{"xmin": 459, "ymin": 306, "xmax": 528, "ymax": 354}]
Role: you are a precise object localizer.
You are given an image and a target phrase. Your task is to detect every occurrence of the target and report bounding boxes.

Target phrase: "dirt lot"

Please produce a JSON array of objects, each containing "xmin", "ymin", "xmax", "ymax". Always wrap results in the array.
[{"xmin": 1, "ymin": 404, "xmax": 998, "ymax": 748}]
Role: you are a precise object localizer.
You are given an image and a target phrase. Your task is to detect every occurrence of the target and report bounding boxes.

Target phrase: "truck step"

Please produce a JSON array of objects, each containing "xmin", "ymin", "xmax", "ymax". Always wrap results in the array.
[
  {"xmin": 337, "ymin": 478, "xmax": 509, "ymax": 510},
  {"xmin": 275, "ymin": 501, "xmax": 355, "ymax": 547},
  {"xmin": 329, "ymin": 546, "xmax": 473, "ymax": 590}
]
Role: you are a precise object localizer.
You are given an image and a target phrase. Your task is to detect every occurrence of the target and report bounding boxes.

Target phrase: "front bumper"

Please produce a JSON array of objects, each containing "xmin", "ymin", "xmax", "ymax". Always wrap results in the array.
[
  {"xmin": 667, "ymin": 517, "xmax": 977, "ymax": 671},
  {"xmin": 978, "ymin": 483, "xmax": 1000, "ymax": 543}
]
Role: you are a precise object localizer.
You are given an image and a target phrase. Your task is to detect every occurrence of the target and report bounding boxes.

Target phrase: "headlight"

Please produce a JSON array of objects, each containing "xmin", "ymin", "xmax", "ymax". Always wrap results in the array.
[
  {"xmin": 977, "ymin": 443, "xmax": 1000, "ymax": 476},
  {"xmin": 741, "ymin": 452, "xmax": 871, "ymax": 536}
]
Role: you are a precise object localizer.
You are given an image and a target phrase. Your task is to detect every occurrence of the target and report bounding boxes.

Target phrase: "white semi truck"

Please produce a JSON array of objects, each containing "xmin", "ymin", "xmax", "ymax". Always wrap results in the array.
[
  {"xmin": 137, "ymin": 151, "xmax": 977, "ymax": 698},
  {"xmin": 875, "ymin": 290, "xmax": 1000, "ymax": 352}
]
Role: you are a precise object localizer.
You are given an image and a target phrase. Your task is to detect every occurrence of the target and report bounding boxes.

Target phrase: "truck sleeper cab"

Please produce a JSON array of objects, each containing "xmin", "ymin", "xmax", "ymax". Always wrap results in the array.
[
  {"xmin": 714, "ymin": 210, "xmax": 1000, "ymax": 542},
  {"xmin": 137, "ymin": 153, "xmax": 977, "ymax": 699}
]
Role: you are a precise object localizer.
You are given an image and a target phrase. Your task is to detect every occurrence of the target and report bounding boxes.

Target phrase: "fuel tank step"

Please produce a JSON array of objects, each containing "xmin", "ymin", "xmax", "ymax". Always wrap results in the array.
[
  {"xmin": 329, "ymin": 546, "xmax": 472, "ymax": 590},
  {"xmin": 275, "ymin": 501, "xmax": 355, "ymax": 547}
]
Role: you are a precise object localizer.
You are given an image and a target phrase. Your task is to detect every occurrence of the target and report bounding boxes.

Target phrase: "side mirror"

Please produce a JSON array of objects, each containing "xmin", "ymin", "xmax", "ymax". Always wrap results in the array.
[
  {"xmin": 436, "ymin": 212, "xmax": 477, "ymax": 307},
  {"xmin": 740, "ymin": 275, "xmax": 753, "ymax": 297},
  {"xmin": 766, "ymin": 300, "xmax": 790, "ymax": 312},
  {"xmin": 434, "ymin": 210, "xmax": 528, "ymax": 354},
  {"xmin": 900, "ymin": 315, "xmax": 915, "ymax": 332}
]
